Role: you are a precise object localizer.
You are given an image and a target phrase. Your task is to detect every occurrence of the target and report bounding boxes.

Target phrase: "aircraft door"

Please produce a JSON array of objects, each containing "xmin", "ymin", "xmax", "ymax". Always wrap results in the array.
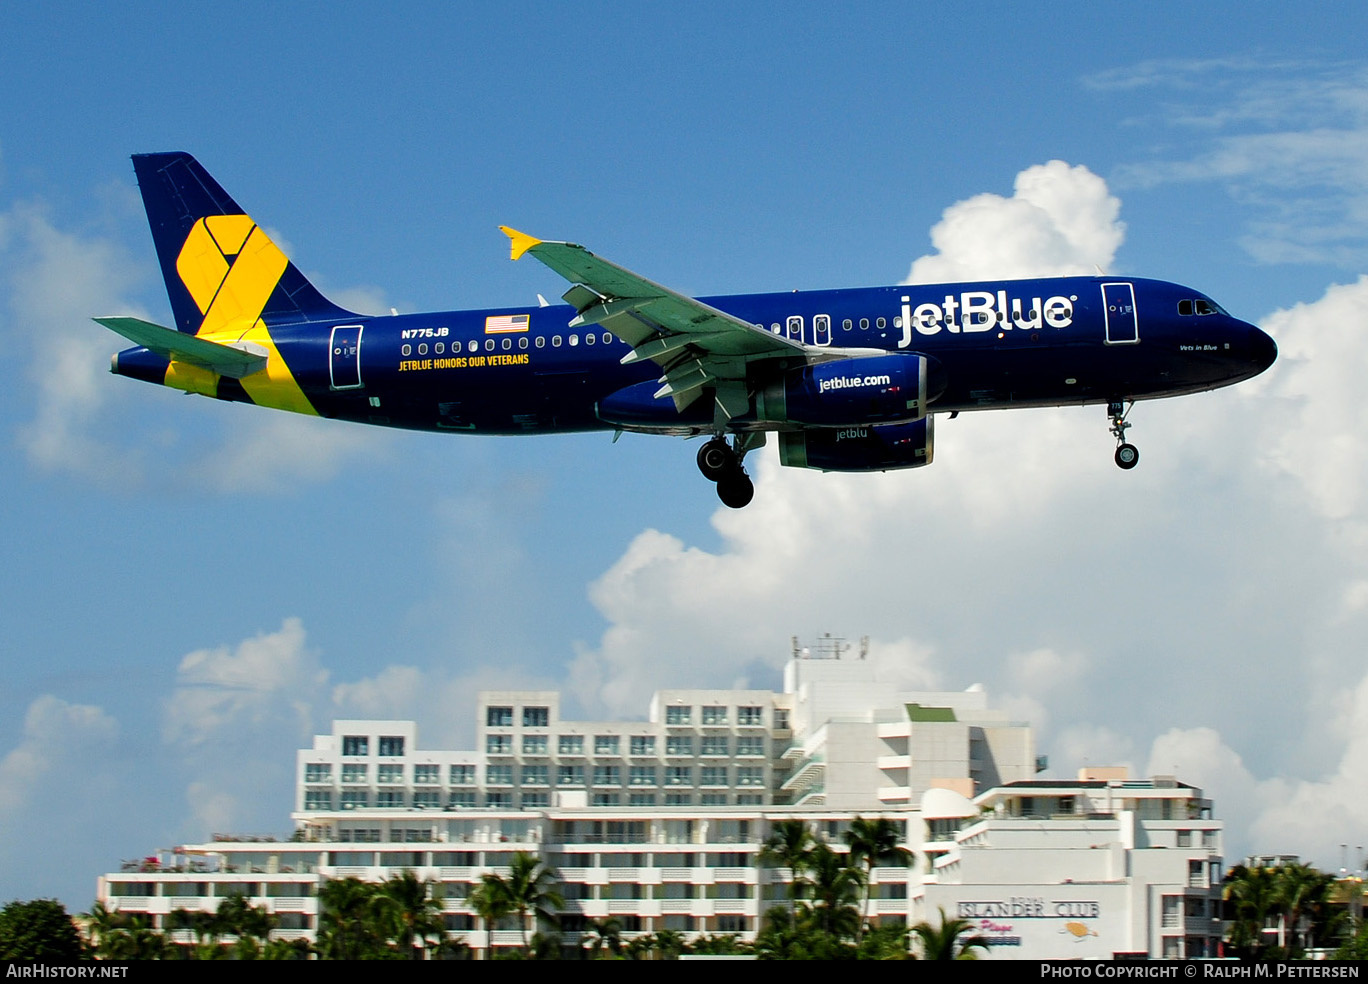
[
  {"xmin": 329, "ymin": 325, "xmax": 364, "ymax": 389},
  {"xmin": 1102, "ymin": 283, "xmax": 1138, "ymax": 344}
]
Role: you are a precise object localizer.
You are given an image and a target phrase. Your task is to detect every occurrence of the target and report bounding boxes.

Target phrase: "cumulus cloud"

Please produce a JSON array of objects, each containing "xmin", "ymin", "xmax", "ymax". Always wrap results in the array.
[
  {"xmin": 0, "ymin": 695, "xmax": 118, "ymax": 815},
  {"xmin": 904, "ymin": 161, "xmax": 1124, "ymax": 283}
]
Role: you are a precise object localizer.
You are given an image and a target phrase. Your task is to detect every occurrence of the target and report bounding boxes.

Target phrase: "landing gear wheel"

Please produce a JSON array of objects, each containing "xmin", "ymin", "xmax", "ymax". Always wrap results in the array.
[
  {"xmin": 1115, "ymin": 443, "xmax": 1139, "ymax": 469},
  {"xmin": 697, "ymin": 439, "xmax": 735, "ymax": 482},
  {"xmin": 716, "ymin": 471, "xmax": 754, "ymax": 509}
]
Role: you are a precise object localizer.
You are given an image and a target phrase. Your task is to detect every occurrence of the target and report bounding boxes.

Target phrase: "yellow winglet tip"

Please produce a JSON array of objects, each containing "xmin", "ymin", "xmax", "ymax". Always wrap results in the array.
[{"xmin": 499, "ymin": 226, "xmax": 542, "ymax": 262}]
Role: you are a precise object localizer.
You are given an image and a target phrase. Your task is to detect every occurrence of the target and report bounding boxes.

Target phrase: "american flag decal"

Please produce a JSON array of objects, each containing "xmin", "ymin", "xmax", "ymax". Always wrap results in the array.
[{"xmin": 484, "ymin": 314, "xmax": 531, "ymax": 334}]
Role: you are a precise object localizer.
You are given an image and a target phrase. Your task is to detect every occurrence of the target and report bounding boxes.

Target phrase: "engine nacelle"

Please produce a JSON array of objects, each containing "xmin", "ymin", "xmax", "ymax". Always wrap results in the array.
[
  {"xmin": 756, "ymin": 353, "xmax": 940, "ymax": 427},
  {"xmin": 778, "ymin": 418, "xmax": 934, "ymax": 472}
]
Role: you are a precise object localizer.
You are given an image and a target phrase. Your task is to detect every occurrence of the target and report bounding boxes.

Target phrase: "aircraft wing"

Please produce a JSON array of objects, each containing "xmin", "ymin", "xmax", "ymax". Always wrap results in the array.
[
  {"xmin": 94, "ymin": 316, "xmax": 267, "ymax": 379},
  {"xmin": 501, "ymin": 227, "xmax": 804, "ymax": 417}
]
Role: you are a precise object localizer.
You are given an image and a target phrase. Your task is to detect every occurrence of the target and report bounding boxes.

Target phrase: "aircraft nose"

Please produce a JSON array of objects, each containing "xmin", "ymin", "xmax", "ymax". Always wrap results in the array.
[{"xmin": 1248, "ymin": 323, "xmax": 1278, "ymax": 375}]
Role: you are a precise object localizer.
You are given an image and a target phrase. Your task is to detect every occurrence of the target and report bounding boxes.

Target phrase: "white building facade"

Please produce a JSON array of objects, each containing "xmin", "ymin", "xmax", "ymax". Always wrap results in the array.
[{"xmin": 96, "ymin": 642, "xmax": 1225, "ymax": 958}]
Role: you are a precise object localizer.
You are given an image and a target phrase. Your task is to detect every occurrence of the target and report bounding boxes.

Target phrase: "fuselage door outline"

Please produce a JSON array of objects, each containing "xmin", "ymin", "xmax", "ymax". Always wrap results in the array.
[
  {"xmin": 1101, "ymin": 283, "xmax": 1139, "ymax": 345},
  {"xmin": 329, "ymin": 324, "xmax": 364, "ymax": 389}
]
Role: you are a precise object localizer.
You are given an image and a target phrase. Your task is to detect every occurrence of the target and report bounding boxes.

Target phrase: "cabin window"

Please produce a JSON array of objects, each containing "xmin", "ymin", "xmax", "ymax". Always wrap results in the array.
[
  {"xmin": 771, "ymin": 323, "xmax": 781, "ymax": 334},
  {"xmin": 552, "ymin": 335, "xmax": 562, "ymax": 347},
  {"xmin": 468, "ymin": 340, "xmax": 478, "ymax": 353},
  {"xmin": 842, "ymin": 319, "xmax": 852, "ymax": 330},
  {"xmin": 518, "ymin": 337, "xmax": 528, "ymax": 350},
  {"xmin": 860, "ymin": 318, "xmax": 870, "ymax": 330},
  {"xmin": 402, "ymin": 344, "xmax": 411, "ymax": 357},
  {"xmin": 569, "ymin": 334, "xmax": 579, "ymax": 346},
  {"xmin": 435, "ymin": 342, "xmax": 444, "ymax": 354},
  {"xmin": 418, "ymin": 343, "xmax": 427, "ymax": 355},
  {"xmin": 485, "ymin": 339, "xmax": 495, "ymax": 352},
  {"xmin": 502, "ymin": 337, "xmax": 511, "ymax": 350},
  {"xmin": 585, "ymin": 332, "xmax": 595, "ymax": 345},
  {"xmin": 876, "ymin": 317, "xmax": 886, "ymax": 329},
  {"xmin": 536, "ymin": 336, "xmax": 545, "ymax": 348},
  {"xmin": 603, "ymin": 333, "xmax": 612, "ymax": 345}
]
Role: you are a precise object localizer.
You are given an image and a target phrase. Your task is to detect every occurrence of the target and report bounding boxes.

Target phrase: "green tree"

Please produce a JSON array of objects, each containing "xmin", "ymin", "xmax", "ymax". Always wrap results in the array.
[
  {"xmin": 503, "ymin": 852, "xmax": 563, "ymax": 950},
  {"xmin": 213, "ymin": 892, "xmax": 277, "ymax": 959},
  {"xmin": 805, "ymin": 843, "xmax": 864, "ymax": 938},
  {"xmin": 911, "ymin": 907, "xmax": 989, "ymax": 960},
  {"xmin": 375, "ymin": 870, "xmax": 444, "ymax": 959},
  {"xmin": 758, "ymin": 819, "xmax": 816, "ymax": 910},
  {"xmin": 844, "ymin": 817, "xmax": 915, "ymax": 944},
  {"xmin": 469, "ymin": 872, "xmax": 514, "ymax": 960},
  {"xmin": 583, "ymin": 916, "xmax": 624, "ymax": 959},
  {"xmin": 1224, "ymin": 864, "xmax": 1280, "ymax": 958},
  {"xmin": 1274, "ymin": 862, "xmax": 1337, "ymax": 955},
  {"xmin": 315, "ymin": 877, "xmax": 388, "ymax": 960},
  {"xmin": 0, "ymin": 899, "xmax": 84, "ymax": 961}
]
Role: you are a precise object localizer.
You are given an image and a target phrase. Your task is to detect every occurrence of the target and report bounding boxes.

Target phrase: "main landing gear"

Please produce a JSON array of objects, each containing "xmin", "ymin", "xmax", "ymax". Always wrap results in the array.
[
  {"xmin": 1109, "ymin": 400, "xmax": 1139, "ymax": 470},
  {"xmin": 697, "ymin": 436, "xmax": 755, "ymax": 508}
]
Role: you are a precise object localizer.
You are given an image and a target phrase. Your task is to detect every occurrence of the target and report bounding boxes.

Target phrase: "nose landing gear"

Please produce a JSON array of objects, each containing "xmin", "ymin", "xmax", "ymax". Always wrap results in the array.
[
  {"xmin": 697, "ymin": 434, "xmax": 762, "ymax": 508},
  {"xmin": 1109, "ymin": 400, "xmax": 1139, "ymax": 470}
]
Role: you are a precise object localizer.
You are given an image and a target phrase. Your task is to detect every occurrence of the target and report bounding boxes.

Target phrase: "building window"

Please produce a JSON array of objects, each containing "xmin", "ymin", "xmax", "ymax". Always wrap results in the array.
[
  {"xmin": 700, "ymin": 766, "xmax": 727, "ymax": 787},
  {"xmin": 558, "ymin": 735, "xmax": 584, "ymax": 755},
  {"xmin": 666, "ymin": 705, "xmax": 692, "ymax": 725},
  {"xmin": 736, "ymin": 793, "xmax": 763, "ymax": 805},
  {"xmin": 340, "ymin": 791, "xmax": 369, "ymax": 810},
  {"xmin": 523, "ymin": 706, "xmax": 549, "ymax": 728},
  {"xmin": 716, "ymin": 916, "xmax": 750, "ymax": 933},
  {"xmin": 448, "ymin": 791, "xmax": 476, "ymax": 808},
  {"xmin": 378, "ymin": 736, "xmax": 405, "ymax": 757},
  {"xmin": 522, "ymin": 765, "xmax": 549, "ymax": 786},
  {"xmin": 522, "ymin": 735, "xmax": 548, "ymax": 755},
  {"xmin": 1177, "ymin": 830, "xmax": 1192, "ymax": 847},
  {"xmin": 558, "ymin": 765, "xmax": 585, "ymax": 787},
  {"xmin": 377, "ymin": 791, "xmax": 404, "ymax": 808},
  {"xmin": 305, "ymin": 763, "xmax": 332, "ymax": 782},
  {"xmin": 487, "ymin": 735, "xmax": 512, "ymax": 755},
  {"xmin": 342, "ymin": 735, "xmax": 369, "ymax": 757},
  {"xmin": 702, "ymin": 706, "xmax": 727, "ymax": 726},
  {"xmin": 737, "ymin": 706, "xmax": 764, "ymax": 726},
  {"xmin": 304, "ymin": 791, "xmax": 332, "ymax": 810},
  {"xmin": 413, "ymin": 764, "xmax": 439, "ymax": 785},
  {"xmin": 629, "ymin": 793, "xmax": 657, "ymax": 806},
  {"xmin": 341, "ymin": 764, "xmax": 368, "ymax": 784},
  {"xmin": 413, "ymin": 791, "xmax": 440, "ymax": 809},
  {"xmin": 736, "ymin": 767, "xmax": 764, "ymax": 787},
  {"xmin": 593, "ymin": 765, "xmax": 622, "ymax": 786},
  {"xmin": 594, "ymin": 735, "xmax": 620, "ymax": 756},
  {"xmin": 736, "ymin": 736, "xmax": 765, "ymax": 757},
  {"xmin": 700, "ymin": 793, "xmax": 728, "ymax": 805},
  {"xmin": 665, "ymin": 766, "xmax": 692, "ymax": 786},
  {"xmin": 665, "ymin": 793, "xmax": 693, "ymax": 806},
  {"xmin": 773, "ymin": 709, "xmax": 789, "ymax": 730},
  {"xmin": 377, "ymin": 764, "xmax": 404, "ymax": 784},
  {"xmin": 487, "ymin": 706, "xmax": 513, "ymax": 727},
  {"xmin": 629, "ymin": 766, "xmax": 657, "ymax": 787},
  {"xmin": 522, "ymin": 792, "xmax": 550, "ymax": 808},
  {"xmin": 592, "ymin": 792, "xmax": 620, "ymax": 807},
  {"xmin": 486, "ymin": 792, "xmax": 512, "ymax": 808},
  {"xmin": 666, "ymin": 736, "xmax": 693, "ymax": 756},
  {"xmin": 630, "ymin": 736, "xmax": 656, "ymax": 756},
  {"xmin": 701, "ymin": 736, "xmax": 728, "ymax": 756},
  {"xmin": 450, "ymin": 765, "xmax": 475, "ymax": 785},
  {"xmin": 486, "ymin": 765, "xmax": 513, "ymax": 786}
]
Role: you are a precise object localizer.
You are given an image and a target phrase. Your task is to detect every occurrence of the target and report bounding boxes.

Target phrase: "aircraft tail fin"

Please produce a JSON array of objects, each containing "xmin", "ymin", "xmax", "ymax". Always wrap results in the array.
[{"xmin": 131, "ymin": 152, "xmax": 356, "ymax": 335}]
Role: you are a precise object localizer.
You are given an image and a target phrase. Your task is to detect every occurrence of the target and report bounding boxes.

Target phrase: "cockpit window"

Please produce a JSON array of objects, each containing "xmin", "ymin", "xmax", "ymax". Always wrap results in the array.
[{"xmin": 1178, "ymin": 297, "xmax": 1228, "ymax": 317}]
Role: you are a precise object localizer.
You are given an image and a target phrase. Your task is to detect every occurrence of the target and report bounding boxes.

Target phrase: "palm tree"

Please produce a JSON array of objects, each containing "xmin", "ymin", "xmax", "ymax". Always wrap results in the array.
[
  {"xmin": 758, "ymin": 819, "xmax": 816, "ymax": 910},
  {"xmin": 315, "ymin": 877, "xmax": 386, "ymax": 960},
  {"xmin": 911, "ymin": 907, "xmax": 989, "ymax": 960},
  {"xmin": 375, "ymin": 870, "xmax": 444, "ymax": 959},
  {"xmin": 844, "ymin": 816, "xmax": 915, "ymax": 943},
  {"xmin": 214, "ymin": 892, "xmax": 277, "ymax": 959},
  {"xmin": 469, "ymin": 872, "xmax": 514, "ymax": 959},
  {"xmin": 584, "ymin": 916, "xmax": 623, "ymax": 959},
  {"xmin": 502, "ymin": 852, "xmax": 563, "ymax": 950},
  {"xmin": 804, "ymin": 842, "xmax": 865, "ymax": 939},
  {"xmin": 1224, "ymin": 864, "xmax": 1280, "ymax": 957},
  {"xmin": 1274, "ymin": 862, "xmax": 1336, "ymax": 955}
]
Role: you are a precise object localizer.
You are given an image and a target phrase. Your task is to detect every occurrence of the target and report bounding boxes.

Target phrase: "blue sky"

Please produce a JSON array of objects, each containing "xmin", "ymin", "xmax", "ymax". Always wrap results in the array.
[{"xmin": 5, "ymin": 2, "xmax": 1368, "ymax": 906}]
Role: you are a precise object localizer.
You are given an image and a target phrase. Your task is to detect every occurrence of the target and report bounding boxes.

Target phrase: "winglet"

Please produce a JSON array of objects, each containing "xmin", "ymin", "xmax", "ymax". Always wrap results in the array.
[{"xmin": 499, "ymin": 226, "xmax": 542, "ymax": 262}]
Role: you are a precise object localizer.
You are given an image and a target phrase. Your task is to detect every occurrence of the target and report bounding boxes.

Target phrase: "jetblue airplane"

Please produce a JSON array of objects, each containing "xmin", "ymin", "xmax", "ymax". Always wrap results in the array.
[{"xmin": 99, "ymin": 152, "xmax": 1277, "ymax": 507}]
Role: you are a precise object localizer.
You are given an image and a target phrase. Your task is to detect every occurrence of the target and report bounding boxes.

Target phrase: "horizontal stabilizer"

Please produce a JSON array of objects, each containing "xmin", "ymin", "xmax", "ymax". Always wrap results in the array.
[{"xmin": 94, "ymin": 316, "xmax": 267, "ymax": 379}]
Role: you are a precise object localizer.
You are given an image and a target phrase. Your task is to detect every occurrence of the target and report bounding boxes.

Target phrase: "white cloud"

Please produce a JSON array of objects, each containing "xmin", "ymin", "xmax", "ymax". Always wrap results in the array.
[
  {"xmin": 163, "ymin": 617, "xmax": 327, "ymax": 746},
  {"xmin": 0, "ymin": 695, "xmax": 118, "ymax": 815},
  {"xmin": 904, "ymin": 161, "xmax": 1124, "ymax": 283}
]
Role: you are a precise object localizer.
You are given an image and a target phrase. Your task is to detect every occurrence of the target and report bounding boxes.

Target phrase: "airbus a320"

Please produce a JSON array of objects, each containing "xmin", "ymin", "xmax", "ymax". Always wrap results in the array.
[{"xmin": 98, "ymin": 153, "xmax": 1277, "ymax": 507}]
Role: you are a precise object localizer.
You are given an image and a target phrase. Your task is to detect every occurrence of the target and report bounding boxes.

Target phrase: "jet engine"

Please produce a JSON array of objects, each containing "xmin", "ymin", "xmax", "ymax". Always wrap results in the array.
[
  {"xmin": 777, "ymin": 417, "xmax": 934, "ymax": 472},
  {"xmin": 755, "ymin": 353, "xmax": 942, "ymax": 427}
]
